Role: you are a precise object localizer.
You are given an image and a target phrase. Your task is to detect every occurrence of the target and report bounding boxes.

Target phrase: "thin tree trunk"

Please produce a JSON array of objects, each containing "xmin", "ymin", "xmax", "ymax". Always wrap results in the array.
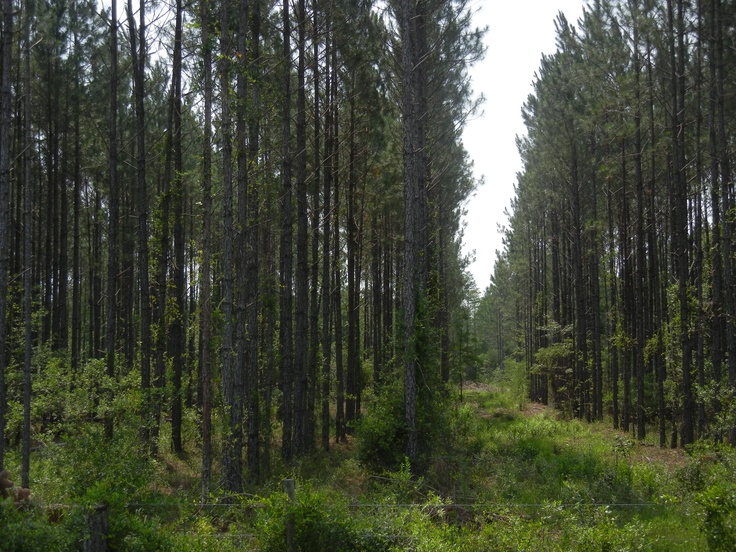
[
  {"xmin": 199, "ymin": 0, "xmax": 213, "ymax": 501},
  {"xmin": 21, "ymin": 0, "xmax": 32, "ymax": 487},
  {"xmin": 371, "ymin": 216, "xmax": 382, "ymax": 389},
  {"xmin": 309, "ymin": 1, "xmax": 321, "ymax": 450},
  {"xmin": 294, "ymin": 0, "xmax": 309, "ymax": 454},
  {"xmin": 72, "ymin": 23, "xmax": 82, "ymax": 371},
  {"xmin": 127, "ymin": 0, "xmax": 152, "ymax": 450},
  {"xmin": 105, "ymin": 0, "xmax": 120, "ymax": 441},
  {"xmin": 246, "ymin": 0, "xmax": 262, "ymax": 483},
  {"xmin": 668, "ymin": 0, "xmax": 694, "ymax": 446},
  {"xmin": 321, "ymin": 27, "xmax": 333, "ymax": 450},
  {"xmin": 169, "ymin": 0, "xmax": 185, "ymax": 454},
  {"xmin": 713, "ymin": 0, "xmax": 736, "ymax": 444},
  {"xmin": 346, "ymin": 95, "xmax": 358, "ymax": 432},
  {"xmin": 333, "ymin": 100, "xmax": 344, "ymax": 441},
  {"xmin": 220, "ymin": 0, "xmax": 242, "ymax": 493},
  {"xmin": 708, "ymin": 0, "xmax": 724, "ymax": 429},
  {"xmin": 400, "ymin": 0, "xmax": 429, "ymax": 470},
  {"xmin": 234, "ymin": 0, "xmax": 249, "ymax": 480},
  {"xmin": 280, "ymin": 0, "xmax": 295, "ymax": 462},
  {"xmin": 632, "ymin": 14, "xmax": 647, "ymax": 440}
]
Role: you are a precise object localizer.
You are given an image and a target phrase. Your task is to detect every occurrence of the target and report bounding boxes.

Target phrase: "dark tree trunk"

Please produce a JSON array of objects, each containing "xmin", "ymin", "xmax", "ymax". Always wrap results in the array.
[
  {"xmin": 632, "ymin": 19, "xmax": 647, "ymax": 440},
  {"xmin": 127, "ymin": 0, "xmax": 152, "ymax": 450},
  {"xmin": 309, "ymin": 2, "xmax": 321, "ymax": 450},
  {"xmin": 105, "ymin": 0, "xmax": 120, "ymax": 441},
  {"xmin": 571, "ymin": 143, "xmax": 589, "ymax": 421},
  {"xmin": 199, "ymin": 0, "xmax": 213, "ymax": 501},
  {"xmin": 72, "ymin": 24, "xmax": 82, "ymax": 372},
  {"xmin": 400, "ymin": 0, "xmax": 429, "ymax": 470},
  {"xmin": 708, "ymin": 0, "xmax": 724, "ymax": 428},
  {"xmin": 246, "ymin": 0, "xmax": 262, "ymax": 483},
  {"xmin": 333, "ymin": 97, "xmax": 344, "ymax": 441},
  {"xmin": 607, "ymin": 176, "xmax": 619, "ymax": 430},
  {"xmin": 280, "ymin": 0, "xmax": 295, "ymax": 462},
  {"xmin": 371, "ymin": 216, "xmax": 382, "ymax": 389},
  {"xmin": 21, "ymin": 0, "xmax": 32, "ymax": 488},
  {"xmin": 220, "ymin": 0, "xmax": 242, "ymax": 493},
  {"xmin": 321, "ymin": 29, "xmax": 333, "ymax": 450},
  {"xmin": 0, "ymin": 0, "xmax": 10, "ymax": 462},
  {"xmin": 346, "ymin": 95, "xmax": 359, "ymax": 432},
  {"xmin": 235, "ymin": 0, "xmax": 249, "ymax": 482},
  {"xmin": 668, "ymin": 0, "xmax": 694, "ymax": 446},
  {"xmin": 294, "ymin": 0, "xmax": 309, "ymax": 455},
  {"xmin": 169, "ymin": 0, "xmax": 185, "ymax": 455},
  {"xmin": 645, "ymin": 38, "xmax": 667, "ymax": 448},
  {"xmin": 713, "ymin": 0, "xmax": 736, "ymax": 443}
]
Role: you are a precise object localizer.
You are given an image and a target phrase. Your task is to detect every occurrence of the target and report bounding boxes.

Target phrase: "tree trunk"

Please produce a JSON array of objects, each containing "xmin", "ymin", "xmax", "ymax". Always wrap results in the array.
[
  {"xmin": 127, "ymin": 0, "xmax": 152, "ymax": 450},
  {"xmin": 72, "ymin": 23, "xmax": 82, "ymax": 371},
  {"xmin": 105, "ymin": 0, "xmax": 119, "ymax": 441},
  {"xmin": 234, "ymin": 0, "xmax": 249, "ymax": 481},
  {"xmin": 667, "ymin": 0, "xmax": 694, "ymax": 446},
  {"xmin": 246, "ymin": 0, "xmax": 262, "ymax": 483},
  {"xmin": 294, "ymin": 0, "xmax": 309, "ymax": 455},
  {"xmin": 400, "ymin": 0, "xmax": 429, "ymax": 470},
  {"xmin": 708, "ymin": 0, "xmax": 724, "ymax": 430},
  {"xmin": 220, "ymin": 0, "xmax": 242, "ymax": 493},
  {"xmin": 346, "ymin": 94, "xmax": 358, "ymax": 432},
  {"xmin": 21, "ymin": 0, "xmax": 32, "ymax": 488},
  {"xmin": 632, "ymin": 16, "xmax": 647, "ymax": 440},
  {"xmin": 1, "ymin": 0, "xmax": 13, "ymax": 468},
  {"xmin": 321, "ymin": 27, "xmax": 333, "ymax": 450},
  {"xmin": 333, "ymin": 96, "xmax": 344, "ymax": 441},
  {"xmin": 280, "ymin": 0, "xmax": 295, "ymax": 462},
  {"xmin": 199, "ymin": 0, "xmax": 213, "ymax": 500},
  {"xmin": 309, "ymin": 2, "xmax": 321, "ymax": 450},
  {"xmin": 169, "ymin": 0, "xmax": 185, "ymax": 455},
  {"xmin": 713, "ymin": 0, "xmax": 736, "ymax": 444}
]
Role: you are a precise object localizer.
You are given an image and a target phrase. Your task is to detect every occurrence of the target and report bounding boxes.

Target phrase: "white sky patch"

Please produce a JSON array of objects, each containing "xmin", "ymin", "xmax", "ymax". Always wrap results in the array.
[{"xmin": 462, "ymin": 0, "xmax": 586, "ymax": 291}]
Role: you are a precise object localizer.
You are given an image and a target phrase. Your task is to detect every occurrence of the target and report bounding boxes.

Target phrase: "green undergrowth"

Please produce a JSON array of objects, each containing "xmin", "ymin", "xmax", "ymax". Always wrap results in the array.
[{"xmin": 2, "ymin": 385, "xmax": 735, "ymax": 550}]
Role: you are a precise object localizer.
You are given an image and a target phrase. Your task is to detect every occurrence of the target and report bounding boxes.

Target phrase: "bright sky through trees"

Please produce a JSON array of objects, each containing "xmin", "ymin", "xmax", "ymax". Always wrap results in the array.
[{"xmin": 462, "ymin": 0, "xmax": 586, "ymax": 290}]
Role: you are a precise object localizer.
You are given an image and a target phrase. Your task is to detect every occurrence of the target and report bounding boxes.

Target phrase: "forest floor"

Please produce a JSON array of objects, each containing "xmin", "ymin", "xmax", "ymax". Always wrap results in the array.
[{"xmin": 2, "ymin": 382, "xmax": 735, "ymax": 551}]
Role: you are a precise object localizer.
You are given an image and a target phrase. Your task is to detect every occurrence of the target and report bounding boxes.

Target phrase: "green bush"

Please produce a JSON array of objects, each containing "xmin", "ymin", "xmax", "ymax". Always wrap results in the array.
[
  {"xmin": 355, "ymin": 378, "xmax": 408, "ymax": 470},
  {"xmin": 0, "ymin": 498, "xmax": 74, "ymax": 552},
  {"xmin": 256, "ymin": 484, "xmax": 394, "ymax": 552},
  {"xmin": 697, "ymin": 483, "xmax": 736, "ymax": 551}
]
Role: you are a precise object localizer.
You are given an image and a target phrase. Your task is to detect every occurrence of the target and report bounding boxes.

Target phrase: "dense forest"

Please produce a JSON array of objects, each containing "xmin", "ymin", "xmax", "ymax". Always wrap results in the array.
[
  {"xmin": 0, "ymin": 0, "xmax": 484, "ymax": 494},
  {"xmin": 476, "ymin": 0, "xmax": 736, "ymax": 448},
  {"xmin": 2, "ymin": 0, "xmax": 736, "ymax": 549}
]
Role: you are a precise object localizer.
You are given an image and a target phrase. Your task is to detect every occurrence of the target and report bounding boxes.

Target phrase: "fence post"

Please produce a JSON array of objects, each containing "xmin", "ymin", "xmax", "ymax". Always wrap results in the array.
[
  {"xmin": 284, "ymin": 478, "xmax": 295, "ymax": 552},
  {"xmin": 83, "ymin": 503, "xmax": 108, "ymax": 552}
]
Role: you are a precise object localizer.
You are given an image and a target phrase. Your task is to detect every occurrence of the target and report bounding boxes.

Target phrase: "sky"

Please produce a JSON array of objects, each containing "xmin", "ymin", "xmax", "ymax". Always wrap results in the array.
[{"xmin": 461, "ymin": 0, "xmax": 587, "ymax": 291}]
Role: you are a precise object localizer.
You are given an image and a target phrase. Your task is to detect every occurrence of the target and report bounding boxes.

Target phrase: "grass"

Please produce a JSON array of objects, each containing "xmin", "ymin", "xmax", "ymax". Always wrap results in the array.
[
  {"xmin": 2, "ymin": 384, "xmax": 734, "ymax": 550},
  {"xmin": 450, "ymin": 387, "xmax": 707, "ymax": 550}
]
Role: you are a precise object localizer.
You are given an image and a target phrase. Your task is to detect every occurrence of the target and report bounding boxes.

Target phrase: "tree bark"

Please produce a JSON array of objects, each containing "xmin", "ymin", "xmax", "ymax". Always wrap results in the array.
[
  {"xmin": 199, "ymin": 0, "xmax": 213, "ymax": 500},
  {"xmin": 105, "ymin": 0, "xmax": 120, "ymax": 441},
  {"xmin": 400, "ymin": 0, "xmax": 429, "ymax": 470},
  {"xmin": 246, "ymin": 0, "xmax": 262, "ymax": 483},
  {"xmin": 280, "ymin": 0, "xmax": 295, "ymax": 462},
  {"xmin": 21, "ymin": 0, "xmax": 32, "ymax": 488},
  {"xmin": 220, "ymin": 0, "xmax": 242, "ymax": 493},
  {"xmin": 127, "ymin": 0, "xmax": 152, "ymax": 450},
  {"xmin": 294, "ymin": 0, "xmax": 309, "ymax": 454}
]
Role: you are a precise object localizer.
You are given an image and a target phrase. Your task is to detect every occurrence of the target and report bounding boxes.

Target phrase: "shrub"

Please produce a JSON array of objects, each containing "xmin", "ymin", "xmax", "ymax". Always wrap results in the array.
[
  {"xmin": 355, "ymin": 378, "xmax": 408, "ymax": 471},
  {"xmin": 255, "ymin": 483, "xmax": 393, "ymax": 552},
  {"xmin": 0, "ymin": 497, "xmax": 73, "ymax": 552},
  {"xmin": 697, "ymin": 483, "xmax": 736, "ymax": 551}
]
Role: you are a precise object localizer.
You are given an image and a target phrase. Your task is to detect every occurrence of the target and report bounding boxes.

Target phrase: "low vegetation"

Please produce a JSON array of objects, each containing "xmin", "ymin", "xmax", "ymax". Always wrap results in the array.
[{"xmin": 2, "ymin": 377, "xmax": 734, "ymax": 551}]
